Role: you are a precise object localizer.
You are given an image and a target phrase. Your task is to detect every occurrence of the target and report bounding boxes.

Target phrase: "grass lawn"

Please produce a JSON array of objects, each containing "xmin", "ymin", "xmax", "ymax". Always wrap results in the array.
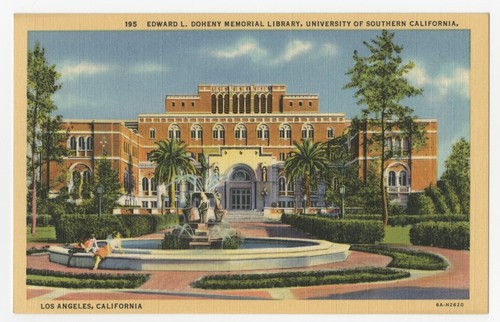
[
  {"xmin": 26, "ymin": 226, "xmax": 57, "ymax": 243},
  {"xmin": 383, "ymin": 225, "xmax": 411, "ymax": 245}
]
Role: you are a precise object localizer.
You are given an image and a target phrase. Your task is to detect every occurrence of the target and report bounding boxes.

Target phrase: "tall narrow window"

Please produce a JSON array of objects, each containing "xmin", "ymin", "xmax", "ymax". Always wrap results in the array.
[
  {"xmin": 69, "ymin": 136, "xmax": 77, "ymax": 150},
  {"xmin": 86, "ymin": 137, "xmax": 93, "ymax": 150},
  {"xmin": 399, "ymin": 171, "xmax": 408, "ymax": 186},
  {"xmin": 149, "ymin": 128, "xmax": 156, "ymax": 139},
  {"xmin": 232, "ymin": 94, "xmax": 238, "ymax": 114},
  {"xmin": 217, "ymin": 94, "xmax": 223, "ymax": 114},
  {"xmin": 142, "ymin": 177, "xmax": 149, "ymax": 195},
  {"xmin": 260, "ymin": 95, "xmax": 266, "ymax": 113},
  {"xmin": 388, "ymin": 171, "xmax": 396, "ymax": 186},
  {"xmin": 211, "ymin": 94, "xmax": 217, "ymax": 114},
  {"xmin": 327, "ymin": 127, "xmax": 335, "ymax": 139},
  {"xmin": 279, "ymin": 177, "xmax": 286, "ymax": 194},
  {"xmin": 78, "ymin": 137, "xmax": 85, "ymax": 150}
]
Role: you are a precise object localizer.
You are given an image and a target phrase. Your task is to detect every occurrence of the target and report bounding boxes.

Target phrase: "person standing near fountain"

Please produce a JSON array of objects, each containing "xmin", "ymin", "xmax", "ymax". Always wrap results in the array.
[
  {"xmin": 93, "ymin": 231, "xmax": 123, "ymax": 270},
  {"xmin": 198, "ymin": 192, "xmax": 209, "ymax": 223}
]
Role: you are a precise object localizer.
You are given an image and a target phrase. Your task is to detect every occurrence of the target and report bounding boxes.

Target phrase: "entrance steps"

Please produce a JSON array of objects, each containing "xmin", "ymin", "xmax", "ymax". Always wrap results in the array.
[{"xmin": 225, "ymin": 211, "xmax": 271, "ymax": 223}]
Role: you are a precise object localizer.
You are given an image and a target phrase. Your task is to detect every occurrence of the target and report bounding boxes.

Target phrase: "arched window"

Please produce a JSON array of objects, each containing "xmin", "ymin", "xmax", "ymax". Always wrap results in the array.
[
  {"xmin": 254, "ymin": 94, "xmax": 259, "ymax": 113},
  {"xmin": 327, "ymin": 127, "xmax": 335, "ymax": 139},
  {"xmin": 257, "ymin": 124, "xmax": 269, "ymax": 139},
  {"xmin": 142, "ymin": 177, "xmax": 149, "ymax": 195},
  {"xmin": 215, "ymin": 94, "xmax": 222, "ymax": 114},
  {"xmin": 267, "ymin": 94, "xmax": 273, "ymax": 113},
  {"xmin": 399, "ymin": 171, "xmax": 408, "ymax": 186},
  {"xmin": 388, "ymin": 171, "xmax": 396, "ymax": 186},
  {"xmin": 224, "ymin": 94, "xmax": 229, "ymax": 114},
  {"xmin": 260, "ymin": 95, "xmax": 266, "ymax": 113},
  {"xmin": 86, "ymin": 137, "xmax": 93, "ymax": 150},
  {"xmin": 82, "ymin": 170, "xmax": 91, "ymax": 184},
  {"xmin": 69, "ymin": 136, "xmax": 77, "ymax": 150},
  {"xmin": 78, "ymin": 137, "xmax": 85, "ymax": 150},
  {"xmin": 402, "ymin": 138, "xmax": 409, "ymax": 153},
  {"xmin": 386, "ymin": 138, "xmax": 393, "ymax": 150},
  {"xmin": 245, "ymin": 94, "xmax": 251, "ymax": 113},
  {"xmin": 149, "ymin": 128, "xmax": 156, "ymax": 139},
  {"xmin": 231, "ymin": 169, "xmax": 251, "ymax": 182},
  {"xmin": 235, "ymin": 124, "xmax": 247, "ymax": 139},
  {"xmin": 212, "ymin": 124, "xmax": 225, "ymax": 140},
  {"xmin": 279, "ymin": 124, "xmax": 292, "ymax": 139},
  {"xmin": 191, "ymin": 124, "xmax": 203, "ymax": 140},
  {"xmin": 287, "ymin": 179, "xmax": 295, "ymax": 193},
  {"xmin": 301, "ymin": 124, "xmax": 314, "ymax": 139},
  {"xmin": 211, "ymin": 94, "xmax": 216, "ymax": 114},
  {"xmin": 151, "ymin": 177, "xmax": 157, "ymax": 195},
  {"xmin": 168, "ymin": 124, "xmax": 181, "ymax": 140},
  {"xmin": 279, "ymin": 177, "xmax": 286, "ymax": 193},
  {"xmin": 239, "ymin": 94, "xmax": 245, "ymax": 114},
  {"xmin": 232, "ymin": 94, "xmax": 238, "ymax": 114}
]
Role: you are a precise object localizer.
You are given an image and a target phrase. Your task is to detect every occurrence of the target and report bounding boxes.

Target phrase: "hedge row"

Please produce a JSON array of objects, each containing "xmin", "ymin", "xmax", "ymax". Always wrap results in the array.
[
  {"xmin": 26, "ymin": 268, "xmax": 149, "ymax": 289},
  {"xmin": 410, "ymin": 221, "xmax": 470, "ymax": 250},
  {"xmin": 26, "ymin": 215, "xmax": 53, "ymax": 227},
  {"xmin": 388, "ymin": 214, "xmax": 469, "ymax": 227},
  {"xmin": 55, "ymin": 214, "xmax": 178, "ymax": 243},
  {"xmin": 192, "ymin": 267, "xmax": 410, "ymax": 289},
  {"xmin": 281, "ymin": 214, "xmax": 384, "ymax": 244},
  {"xmin": 350, "ymin": 244, "xmax": 448, "ymax": 270}
]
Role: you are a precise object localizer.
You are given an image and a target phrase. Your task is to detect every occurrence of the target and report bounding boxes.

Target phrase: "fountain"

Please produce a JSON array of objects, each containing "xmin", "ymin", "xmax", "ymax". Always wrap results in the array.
[{"xmin": 48, "ymin": 172, "xmax": 350, "ymax": 271}]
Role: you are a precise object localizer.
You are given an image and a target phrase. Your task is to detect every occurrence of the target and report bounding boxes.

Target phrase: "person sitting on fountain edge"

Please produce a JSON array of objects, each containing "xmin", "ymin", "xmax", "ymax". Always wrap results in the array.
[{"xmin": 93, "ymin": 231, "xmax": 123, "ymax": 270}]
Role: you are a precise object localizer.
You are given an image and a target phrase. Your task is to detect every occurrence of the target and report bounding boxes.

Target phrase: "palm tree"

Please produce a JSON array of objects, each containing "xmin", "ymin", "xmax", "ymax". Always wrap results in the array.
[
  {"xmin": 150, "ymin": 139, "xmax": 196, "ymax": 212},
  {"xmin": 284, "ymin": 139, "xmax": 328, "ymax": 208}
]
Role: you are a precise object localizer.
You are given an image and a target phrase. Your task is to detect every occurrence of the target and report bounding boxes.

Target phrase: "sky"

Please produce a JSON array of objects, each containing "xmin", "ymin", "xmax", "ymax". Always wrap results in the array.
[{"xmin": 28, "ymin": 30, "xmax": 470, "ymax": 176}]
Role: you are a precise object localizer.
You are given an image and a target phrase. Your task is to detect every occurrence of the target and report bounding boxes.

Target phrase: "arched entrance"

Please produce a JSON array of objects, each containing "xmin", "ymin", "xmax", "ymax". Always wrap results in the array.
[{"xmin": 227, "ymin": 165, "xmax": 255, "ymax": 210}]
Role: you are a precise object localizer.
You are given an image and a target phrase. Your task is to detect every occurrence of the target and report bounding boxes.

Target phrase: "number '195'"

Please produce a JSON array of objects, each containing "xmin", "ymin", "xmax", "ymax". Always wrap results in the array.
[{"xmin": 125, "ymin": 21, "xmax": 137, "ymax": 28}]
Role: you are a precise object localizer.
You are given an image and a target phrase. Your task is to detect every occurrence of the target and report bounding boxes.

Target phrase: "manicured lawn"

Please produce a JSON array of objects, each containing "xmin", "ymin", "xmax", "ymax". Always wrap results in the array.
[
  {"xmin": 383, "ymin": 225, "xmax": 411, "ymax": 245},
  {"xmin": 26, "ymin": 226, "xmax": 57, "ymax": 243}
]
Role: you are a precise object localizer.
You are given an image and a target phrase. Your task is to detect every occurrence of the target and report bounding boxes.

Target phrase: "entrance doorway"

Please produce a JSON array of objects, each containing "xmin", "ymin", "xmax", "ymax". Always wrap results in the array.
[{"xmin": 231, "ymin": 188, "xmax": 251, "ymax": 210}]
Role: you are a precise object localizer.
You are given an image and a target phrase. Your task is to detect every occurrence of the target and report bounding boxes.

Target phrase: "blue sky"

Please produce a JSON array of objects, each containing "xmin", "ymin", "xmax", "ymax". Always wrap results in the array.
[{"xmin": 28, "ymin": 30, "xmax": 470, "ymax": 176}]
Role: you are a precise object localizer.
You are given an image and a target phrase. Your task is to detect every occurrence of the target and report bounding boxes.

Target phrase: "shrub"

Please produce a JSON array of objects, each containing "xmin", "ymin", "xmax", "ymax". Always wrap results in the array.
[
  {"xmin": 343, "ymin": 214, "xmax": 382, "ymax": 221},
  {"xmin": 192, "ymin": 267, "xmax": 410, "ymax": 289},
  {"xmin": 406, "ymin": 193, "xmax": 435, "ymax": 215},
  {"xmin": 388, "ymin": 214, "xmax": 469, "ymax": 227},
  {"xmin": 350, "ymin": 244, "xmax": 448, "ymax": 270},
  {"xmin": 281, "ymin": 214, "xmax": 384, "ymax": 244},
  {"xmin": 161, "ymin": 232, "xmax": 190, "ymax": 249},
  {"xmin": 410, "ymin": 221, "xmax": 469, "ymax": 250},
  {"xmin": 26, "ymin": 268, "xmax": 149, "ymax": 289},
  {"xmin": 26, "ymin": 215, "xmax": 52, "ymax": 227},
  {"xmin": 54, "ymin": 214, "xmax": 175, "ymax": 243}
]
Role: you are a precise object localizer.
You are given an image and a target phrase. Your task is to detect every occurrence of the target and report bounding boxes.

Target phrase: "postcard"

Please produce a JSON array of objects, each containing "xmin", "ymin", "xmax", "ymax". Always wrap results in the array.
[{"xmin": 13, "ymin": 13, "xmax": 489, "ymax": 314}]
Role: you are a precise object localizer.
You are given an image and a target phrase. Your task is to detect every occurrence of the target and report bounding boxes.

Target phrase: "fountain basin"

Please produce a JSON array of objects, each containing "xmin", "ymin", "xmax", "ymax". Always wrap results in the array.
[{"xmin": 49, "ymin": 237, "xmax": 350, "ymax": 271}]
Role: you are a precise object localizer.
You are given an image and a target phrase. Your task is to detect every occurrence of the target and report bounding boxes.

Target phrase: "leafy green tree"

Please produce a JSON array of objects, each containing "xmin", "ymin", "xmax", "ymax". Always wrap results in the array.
[
  {"xmin": 88, "ymin": 156, "xmax": 122, "ymax": 214},
  {"xmin": 27, "ymin": 42, "xmax": 62, "ymax": 234},
  {"xmin": 150, "ymin": 139, "xmax": 196, "ymax": 210},
  {"xmin": 438, "ymin": 180, "xmax": 462, "ymax": 214},
  {"xmin": 440, "ymin": 138, "xmax": 470, "ymax": 214},
  {"xmin": 284, "ymin": 139, "xmax": 328, "ymax": 208},
  {"xmin": 407, "ymin": 193, "xmax": 436, "ymax": 215},
  {"xmin": 344, "ymin": 30, "xmax": 426, "ymax": 225},
  {"xmin": 425, "ymin": 185, "xmax": 451, "ymax": 214}
]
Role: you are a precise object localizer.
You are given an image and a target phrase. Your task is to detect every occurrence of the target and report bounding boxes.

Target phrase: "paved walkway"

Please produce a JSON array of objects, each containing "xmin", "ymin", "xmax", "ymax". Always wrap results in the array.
[{"xmin": 26, "ymin": 215, "xmax": 469, "ymax": 301}]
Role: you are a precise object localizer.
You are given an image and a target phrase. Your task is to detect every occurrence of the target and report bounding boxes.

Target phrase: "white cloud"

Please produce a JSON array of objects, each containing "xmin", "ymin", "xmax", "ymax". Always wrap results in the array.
[
  {"xmin": 211, "ymin": 40, "xmax": 267, "ymax": 60},
  {"xmin": 406, "ymin": 62, "xmax": 469, "ymax": 100},
  {"xmin": 281, "ymin": 40, "xmax": 312, "ymax": 62},
  {"xmin": 407, "ymin": 64, "xmax": 429, "ymax": 87},
  {"xmin": 59, "ymin": 61, "xmax": 110, "ymax": 79},
  {"xmin": 435, "ymin": 67, "xmax": 469, "ymax": 98},
  {"xmin": 130, "ymin": 62, "xmax": 167, "ymax": 74},
  {"xmin": 321, "ymin": 43, "xmax": 339, "ymax": 57}
]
